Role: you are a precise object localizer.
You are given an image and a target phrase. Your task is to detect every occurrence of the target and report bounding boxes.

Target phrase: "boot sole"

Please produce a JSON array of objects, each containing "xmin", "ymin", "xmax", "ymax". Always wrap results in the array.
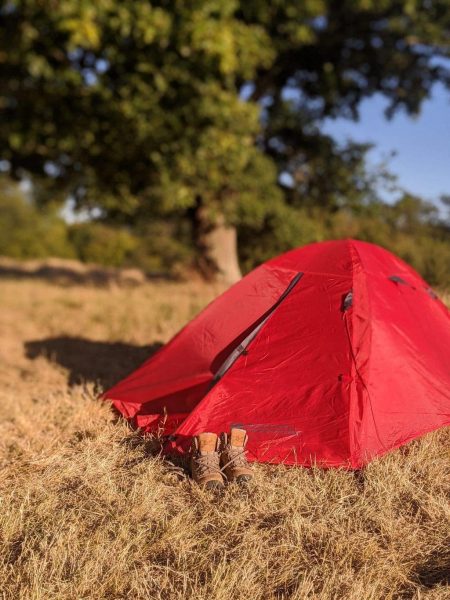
[
  {"xmin": 204, "ymin": 480, "xmax": 224, "ymax": 490},
  {"xmin": 236, "ymin": 475, "xmax": 253, "ymax": 485}
]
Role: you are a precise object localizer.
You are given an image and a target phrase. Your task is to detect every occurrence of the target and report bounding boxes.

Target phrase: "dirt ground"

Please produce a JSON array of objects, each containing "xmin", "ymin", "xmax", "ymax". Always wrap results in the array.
[{"xmin": 0, "ymin": 273, "xmax": 449, "ymax": 599}]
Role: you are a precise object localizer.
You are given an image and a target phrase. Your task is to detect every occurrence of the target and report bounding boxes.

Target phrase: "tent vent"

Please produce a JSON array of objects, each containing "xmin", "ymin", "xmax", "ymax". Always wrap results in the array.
[{"xmin": 342, "ymin": 291, "xmax": 353, "ymax": 311}]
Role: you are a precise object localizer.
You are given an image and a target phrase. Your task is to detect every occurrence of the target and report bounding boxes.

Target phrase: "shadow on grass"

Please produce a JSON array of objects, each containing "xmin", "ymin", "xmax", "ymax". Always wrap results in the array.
[
  {"xmin": 412, "ymin": 549, "xmax": 450, "ymax": 589},
  {"xmin": 24, "ymin": 336, "xmax": 163, "ymax": 390}
]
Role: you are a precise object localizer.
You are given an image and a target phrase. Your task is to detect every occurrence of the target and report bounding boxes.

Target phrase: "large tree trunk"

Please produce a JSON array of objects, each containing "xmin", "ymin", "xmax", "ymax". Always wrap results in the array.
[{"xmin": 191, "ymin": 198, "xmax": 242, "ymax": 285}]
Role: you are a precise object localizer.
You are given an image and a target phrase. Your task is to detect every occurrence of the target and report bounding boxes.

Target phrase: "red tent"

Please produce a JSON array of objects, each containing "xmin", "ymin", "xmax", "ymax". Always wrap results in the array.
[{"xmin": 104, "ymin": 240, "xmax": 450, "ymax": 468}]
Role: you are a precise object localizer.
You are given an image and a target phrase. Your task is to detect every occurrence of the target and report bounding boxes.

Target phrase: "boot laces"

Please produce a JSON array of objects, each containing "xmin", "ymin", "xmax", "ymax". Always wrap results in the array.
[
  {"xmin": 222, "ymin": 446, "xmax": 248, "ymax": 471},
  {"xmin": 194, "ymin": 452, "xmax": 220, "ymax": 477}
]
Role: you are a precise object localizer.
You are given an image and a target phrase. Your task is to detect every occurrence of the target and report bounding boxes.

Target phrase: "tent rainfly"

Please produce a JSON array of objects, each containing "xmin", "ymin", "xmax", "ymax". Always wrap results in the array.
[{"xmin": 103, "ymin": 240, "xmax": 450, "ymax": 468}]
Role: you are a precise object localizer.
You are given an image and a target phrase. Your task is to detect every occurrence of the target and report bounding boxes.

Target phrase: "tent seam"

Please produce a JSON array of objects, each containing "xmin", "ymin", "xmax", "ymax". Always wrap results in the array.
[
  {"xmin": 347, "ymin": 240, "xmax": 357, "ymax": 466},
  {"xmin": 348, "ymin": 240, "xmax": 380, "ymax": 465}
]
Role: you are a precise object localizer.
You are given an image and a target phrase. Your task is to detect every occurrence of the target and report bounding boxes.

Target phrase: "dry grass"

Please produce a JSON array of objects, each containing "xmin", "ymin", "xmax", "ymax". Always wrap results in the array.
[{"xmin": 0, "ymin": 274, "xmax": 449, "ymax": 600}]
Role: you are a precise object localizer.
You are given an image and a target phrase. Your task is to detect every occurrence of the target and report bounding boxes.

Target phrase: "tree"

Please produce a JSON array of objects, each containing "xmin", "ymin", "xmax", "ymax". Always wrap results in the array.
[
  {"xmin": 242, "ymin": 0, "xmax": 450, "ymax": 208},
  {"xmin": 1, "ymin": 1, "xmax": 449, "ymax": 281},
  {"xmin": 0, "ymin": 0, "xmax": 280, "ymax": 282}
]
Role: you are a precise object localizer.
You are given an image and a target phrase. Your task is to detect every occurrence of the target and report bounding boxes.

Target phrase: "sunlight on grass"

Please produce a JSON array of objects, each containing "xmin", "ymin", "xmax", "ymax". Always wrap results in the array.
[{"xmin": 0, "ymin": 276, "xmax": 448, "ymax": 599}]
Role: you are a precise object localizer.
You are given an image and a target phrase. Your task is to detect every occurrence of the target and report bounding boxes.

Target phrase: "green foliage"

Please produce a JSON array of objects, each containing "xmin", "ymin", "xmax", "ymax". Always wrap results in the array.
[
  {"xmin": 239, "ymin": 204, "xmax": 325, "ymax": 271},
  {"xmin": 238, "ymin": 191, "xmax": 450, "ymax": 288},
  {"xmin": 0, "ymin": 178, "xmax": 75, "ymax": 259},
  {"xmin": 0, "ymin": 1, "xmax": 450, "ymax": 284},
  {"xmin": 127, "ymin": 220, "xmax": 193, "ymax": 274},
  {"xmin": 68, "ymin": 223, "xmax": 137, "ymax": 268},
  {"xmin": 0, "ymin": 177, "xmax": 191, "ymax": 273},
  {"xmin": 0, "ymin": 175, "xmax": 448, "ymax": 286},
  {"xmin": 2, "ymin": 0, "xmax": 449, "ymax": 227},
  {"xmin": 244, "ymin": 0, "xmax": 450, "ymax": 117},
  {"xmin": 0, "ymin": 0, "xmax": 278, "ymax": 223}
]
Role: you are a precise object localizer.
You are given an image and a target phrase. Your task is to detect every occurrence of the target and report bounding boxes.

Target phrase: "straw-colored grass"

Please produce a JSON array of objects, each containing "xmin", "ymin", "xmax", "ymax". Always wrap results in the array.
[{"xmin": 0, "ymin": 275, "xmax": 448, "ymax": 600}]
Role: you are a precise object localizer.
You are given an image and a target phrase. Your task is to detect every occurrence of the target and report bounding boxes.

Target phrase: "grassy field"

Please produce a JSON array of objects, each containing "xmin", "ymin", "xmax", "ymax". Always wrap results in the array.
[{"xmin": 0, "ymin": 271, "xmax": 449, "ymax": 599}]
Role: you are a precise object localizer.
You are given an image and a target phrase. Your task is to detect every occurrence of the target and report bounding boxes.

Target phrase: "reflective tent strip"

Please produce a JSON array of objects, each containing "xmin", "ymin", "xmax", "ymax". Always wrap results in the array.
[
  {"xmin": 389, "ymin": 275, "xmax": 409, "ymax": 286},
  {"xmin": 390, "ymin": 275, "xmax": 439, "ymax": 300}
]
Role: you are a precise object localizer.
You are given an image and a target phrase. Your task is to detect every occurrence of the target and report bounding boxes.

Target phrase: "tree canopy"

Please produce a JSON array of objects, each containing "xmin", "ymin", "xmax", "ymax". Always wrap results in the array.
[{"xmin": 1, "ymin": 0, "xmax": 449, "ymax": 279}]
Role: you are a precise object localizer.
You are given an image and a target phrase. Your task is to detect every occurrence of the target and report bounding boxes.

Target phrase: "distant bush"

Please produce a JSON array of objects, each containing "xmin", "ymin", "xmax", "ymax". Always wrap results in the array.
[
  {"xmin": 0, "ymin": 179, "xmax": 191, "ymax": 273},
  {"xmin": 0, "ymin": 178, "xmax": 75, "ymax": 259},
  {"xmin": 0, "ymin": 177, "xmax": 449, "ymax": 286},
  {"xmin": 68, "ymin": 223, "xmax": 137, "ymax": 268},
  {"xmin": 238, "ymin": 196, "xmax": 450, "ymax": 288},
  {"xmin": 129, "ymin": 220, "xmax": 193, "ymax": 274},
  {"xmin": 238, "ymin": 205, "xmax": 325, "ymax": 271}
]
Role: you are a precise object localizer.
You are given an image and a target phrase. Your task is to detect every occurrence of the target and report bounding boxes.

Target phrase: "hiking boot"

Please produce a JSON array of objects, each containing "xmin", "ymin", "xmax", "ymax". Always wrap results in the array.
[
  {"xmin": 190, "ymin": 432, "xmax": 224, "ymax": 490},
  {"xmin": 220, "ymin": 428, "xmax": 253, "ymax": 484}
]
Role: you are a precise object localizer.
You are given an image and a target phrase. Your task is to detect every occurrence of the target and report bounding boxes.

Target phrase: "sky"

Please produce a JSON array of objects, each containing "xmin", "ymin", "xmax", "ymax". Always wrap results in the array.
[{"xmin": 323, "ymin": 84, "xmax": 450, "ymax": 205}]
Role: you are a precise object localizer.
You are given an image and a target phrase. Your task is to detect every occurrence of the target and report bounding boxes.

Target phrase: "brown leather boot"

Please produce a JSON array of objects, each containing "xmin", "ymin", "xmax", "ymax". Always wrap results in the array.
[
  {"xmin": 220, "ymin": 428, "xmax": 253, "ymax": 484},
  {"xmin": 190, "ymin": 432, "xmax": 224, "ymax": 489}
]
